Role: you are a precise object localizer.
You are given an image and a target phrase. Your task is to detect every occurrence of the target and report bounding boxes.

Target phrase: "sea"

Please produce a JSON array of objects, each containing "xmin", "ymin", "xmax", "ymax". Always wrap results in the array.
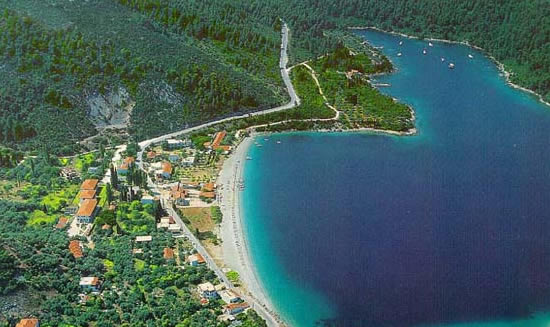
[{"xmin": 241, "ymin": 29, "xmax": 550, "ymax": 327}]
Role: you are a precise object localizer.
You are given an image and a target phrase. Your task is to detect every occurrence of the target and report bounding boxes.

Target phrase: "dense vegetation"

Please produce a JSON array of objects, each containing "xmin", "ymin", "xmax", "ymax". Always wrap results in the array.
[{"xmin": 0, "ymin": 0, "xmax": 546, "ymax": 154}]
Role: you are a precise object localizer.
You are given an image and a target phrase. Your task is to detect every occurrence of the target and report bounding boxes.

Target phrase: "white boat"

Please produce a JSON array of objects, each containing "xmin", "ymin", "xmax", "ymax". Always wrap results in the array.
[
  {"xmin": 399, "ymin": 41, "xmax": 403, "ymax": 46},
  {"xmin": 246, "ymin": 156, "xmax": 252, "ymax": 160},
  {"xmin": 448, "ymin": 63, "xmax": 455, "ymax": 69},
  {"xmin": 468, "ymin": 54, "xmax": 474, "ymax": 59},
  {"xmin": 276, "ymin": 141, "xmax": 282, "ymax": 144},
  {"xmin": 428, "ymin": 42, "xmax": 434, "ymax": 47},
  {"xmin": 256, "ymin": 144, "xmax": 262, "ymax": 147},
  {"xmin": 264, "ymin": 138, "xmax": 269, "ymax": 141},
  {"xmin": 441, "ymin": 57, "xmax": 445, "ymax": 62},
  {"xmin": 422, "ymin": 49, "xmax": 427, "ymax": 55},
  {"xmin": 397, "ymin": 52, "xmax": 402, "ymax": 57}
]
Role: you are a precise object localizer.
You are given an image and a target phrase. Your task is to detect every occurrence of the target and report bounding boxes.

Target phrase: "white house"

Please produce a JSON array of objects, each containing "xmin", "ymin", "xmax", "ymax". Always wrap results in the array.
[{"xmin": 197, "ymin": 282, "xmax": 217, "ymax": 298}]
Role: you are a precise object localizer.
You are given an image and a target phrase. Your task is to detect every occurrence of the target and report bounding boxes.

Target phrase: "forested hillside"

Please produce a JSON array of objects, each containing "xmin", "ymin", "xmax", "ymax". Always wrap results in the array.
[{"xmin": 0, "ymin": 0, "xmax": 547, "ymax": 155}]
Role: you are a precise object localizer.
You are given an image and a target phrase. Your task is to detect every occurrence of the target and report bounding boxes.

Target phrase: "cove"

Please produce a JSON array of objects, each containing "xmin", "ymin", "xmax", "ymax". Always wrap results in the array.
[{"xmin": 241, "ymin": 29, "xmax": 550, "ymax": 327}]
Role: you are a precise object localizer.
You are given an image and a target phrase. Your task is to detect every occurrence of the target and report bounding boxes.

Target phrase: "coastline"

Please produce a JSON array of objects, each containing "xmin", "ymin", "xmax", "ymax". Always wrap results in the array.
[
  {"xmin": 349, "ymin": 26, "xmax": 550, "ymax": 108},
  {"xmin": 218, "ymin": 136, "xmax": 285, "ymax": 326}
]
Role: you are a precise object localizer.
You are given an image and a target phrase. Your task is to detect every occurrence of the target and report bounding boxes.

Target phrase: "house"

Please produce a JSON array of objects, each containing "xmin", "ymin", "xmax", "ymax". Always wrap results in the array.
[
  {"xmin": 60, "ymin": 167, "xmax": 79, "ymax": 180},
  {"xmin": 202, "ymin": 182, "xmax": 216, "ymax": 192},
  {"xmin": 55, "ymin": 216, "xmax": 69, "ymax": 229},
  {"xmin": 132, "ymin": 248, "xmax": 144, "ymax": 254},
  {"xmin": 163, "ymin": 248, "xmax": 174, "ymax": 260},
  {"xmin": 197, "ymin": 282, "xmax": 217, "ymax": 298},
  {"xmin": 79, "ymin": 277, "xmax": 101, "ymax": 292},
  {"xmin": 184, "ymin": 182, "xmax": 201, "ymax": 189},
  {"xmin": 124, "ymin": 156, "xmax": 135, "ymax": 166},
  {"xmin": 168, "ymin": 153, "xmax": 180, "ymax": 163},
  {"xmin": 171, "ymin": 184, "xmax": 189, "ymax": 206},
  {"xmin": 168, "ymin": 224, "xmax": 181, "ymax": 233},
  {"xmin": 210, "ymin": 131, "xmax": 227, "ymax": 150},
  {"xmin": 219, "ymin": 290, "xmax": 242, "ymax": 304},
  {"xmin": 16, "ymin": 318, "xmax": 39, "ymax": 327},
  {"xmin": 76, "ymin": 199, "xmax": 98, "ymax": 224},
  {"xmin": 141, "ymin": 195, "xmax": 155, "ymax": 205},
  {"xmin": 188, "ymin": 253, "xmax": 206, "ymax": 266},
  {"xmin": 157, "ymin": 217, "xmax": 170, "ymax": 229},
  {"xmin": 81, "ymin": 179, "xmax": 99, "ymax": 191},
  {"xmin": 182, "ymin": 156, "xmax": 196, "ymax": 167},
  {"xmin": 135, "ymin": 235, "xmax": 152, "ymax": 242},
  {"xmin": 118, "ymin": 162, "xmax": 129, "ymax": 175},
  {"xmin": 224, "ymin": 302, "xmax": 249, "ymax": 315},
  {"xmin": 69, "ymin": 240, "xmax": 83, "ymax": 259},
  {"xmin": 146, "ymin": 151, "xmax": 157, "ymax": 160},
  {"xmin": 79, "ymin": 189, "xmax": 97, "ymax": 204},
  {"xmin": 167, "ymin": 139, "xmax": 185, "ymax": 149},
  {"xmin": 162, "ymin": 162, "xmax": 172, "ymax": 179},
  {"xmin": 200, "ymin": 191, "xmax": 216, "ymax": 200}
]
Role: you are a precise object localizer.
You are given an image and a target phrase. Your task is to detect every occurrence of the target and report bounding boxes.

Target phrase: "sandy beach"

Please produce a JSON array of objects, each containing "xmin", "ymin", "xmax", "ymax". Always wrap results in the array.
[{"xmin": 218, "ymin": 136, "xmax": 284, "ymax": 327}]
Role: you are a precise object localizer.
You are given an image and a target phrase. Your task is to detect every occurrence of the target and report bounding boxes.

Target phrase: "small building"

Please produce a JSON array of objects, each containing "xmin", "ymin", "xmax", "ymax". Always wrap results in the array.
[
  {"xmin": 182, "ymin": 156, "xmax": 195, "ymax": 167},
  {"xmin": 200, "ymin": 191, "xmax": 216, "ymax": 200},
  {"xmin": 124, "ymin": 156, "xmax": 135, "ymax": 166},
  {"xmin": 135, "ymin": 235, "xmax": 152, "ymax": 242},
  {"xmin": 132, "ymin": 248, "xmax": 144, "ymax": 254},
  {"xmin": 141, "ymin": 195, "xmax": 155, "ymax": 205},
  {"xmin": 79, "ymin": 277, "xmax": 101, "ymax": 292},
  {"xmin": 224, "ymin": 302, "xmax": 250, "ymax": 315},
  {"xmin": 69, "ymin": 240, "xmax": 83, "ymax": 259},
  {"xmin": 168, "ymin": 224, "xmax": 181, "ymax": 233},
  {"xmin": 16, "ymin": 318, "xmax": 39, "ymax": 327},
  {"xmin": 76, "ymin": 199, "xmax": 98, "ymax": 224},
  {"xmin": 162, "ymin": 162, "xmax": 172, "ymax": 179},
  {"xmin": 146, "ymin": 151, "xmax": 157, "ymax": 160},
  {"xmin": 171, "ymin": 185, "xmax": 189, "ymax": 206},
  {"xmin": 81, "ymin": 179, "xmax": 99, "ymax": 191},
  {"xmin": 55, "ymin": 216, "xmax": 69, "ymax": 229},
  {"xmin": 210, "ymin": 131, "xmax": 227, "ymax": 150},
  {"xmin": 219, "ymin": 290, "xmax": 242, "ymax": 304},
  {"xmin": 202, "ymin": 182, "xmax": 216, "ymax": 192},
  {"xmin": 188, "ymin": 253, "xmax": 206, "ymax": 267},
  {"xmin": 166, "ymin": 139, "xmax": 185, "ymax": 149},
  {"xmin": 118, "ymin": 162, "xmax": 129, "ymax": 175},
  {"xmin": 79, "ymin": 189, "xmax": 97, "ymax": 204},
  {"xmin": 60, "ymin": 167, "xmax": 79, "ymax": 180},
  {"xmin": 163, "ymin": 248, "xmax": 174, "ymax": 260},
  {"xmin": 197, "ymin": 282, "xmax": 217, "ymax": 298},
  {"xmin": 168, "ymin": 153, "xmax": 180, "ymax": 163}
]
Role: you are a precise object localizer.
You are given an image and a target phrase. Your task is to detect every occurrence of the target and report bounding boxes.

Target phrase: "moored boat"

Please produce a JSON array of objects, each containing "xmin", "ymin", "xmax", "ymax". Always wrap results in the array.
[{"xmin": 448, "ymin": 63, "xmax": 455, "ymax": 69}]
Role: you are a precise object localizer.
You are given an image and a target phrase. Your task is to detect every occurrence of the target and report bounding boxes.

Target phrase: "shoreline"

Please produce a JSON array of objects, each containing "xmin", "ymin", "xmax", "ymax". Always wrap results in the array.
[
  {"xmin": 218, "ymin": 136, "xmax": 285, "ymax": 326},
  {"xmin": 349, "ymin": 26, "xmax": 550, "ymax": 108}
]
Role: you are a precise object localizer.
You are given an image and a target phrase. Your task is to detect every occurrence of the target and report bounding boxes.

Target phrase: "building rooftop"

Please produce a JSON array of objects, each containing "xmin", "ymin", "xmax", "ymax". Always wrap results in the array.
[
  {"xmin": 200, "ymin": 191, "xmax": 216, "ymax": 199},
  {"xmin": 163, "ymin": 248, "xmax": 174, "ymax": 259},
  {"xmin": 81, "ymin": 179, "xmax": 99, "ymax": 190},
  {"xmin": 135, "ymin": 235, "xmax": 152, "ymax": 242},
  {"xmin": 77, "ymin": 199, "xmax": 98, "ymax": 217},
  {"xmin": 225, "ymin": 302, "xmax": 249, "ymax": 310},
  {"xmin": 79, "ymin": 276, "xmax": 99, "ymax": 286},
  {"xmin": 79, "ymin": 189, "xmax": 96, "ymax": 200},
  {"xmin": 69, "ymin": 240, "xmax": 83, "ymax": 259},
  {"xmin": 188, "ymin": 253, "xmax": 206, "ymax": 264},
  {"xmin": 211, "ymin": 131, "xmax": 227, "ymax": 149},
  {"xmin": 162, "ymin": 162, "xmax": 172, "ymax": 174},
  {"xmin": 16, "ymin": 318, "xmax": 39, "ymax": 327},
  {"xmin": 124, "ymin": 156, "xmax": 135, "ymax": 165},
  {"xmin": 55, "ymin": 216, "xmax": 69, "ymax": 229},
  {"xmin": 203, "ymin": 182, "xmax": 216, "ymax": 192},
  {"xmin": 198, "ymin": 282, "xmax": 215, "ymax": 292}
]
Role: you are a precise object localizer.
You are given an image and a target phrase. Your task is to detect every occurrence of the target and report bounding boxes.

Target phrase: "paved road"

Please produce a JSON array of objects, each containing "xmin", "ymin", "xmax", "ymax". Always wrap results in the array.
[{"xmin": 129, "ymin": 23, "xmax": 296, "ymax": 327}]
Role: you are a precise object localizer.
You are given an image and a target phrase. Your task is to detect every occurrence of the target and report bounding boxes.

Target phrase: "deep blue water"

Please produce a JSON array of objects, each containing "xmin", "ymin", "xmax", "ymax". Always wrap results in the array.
[{"xmin": 242, "ymin": 29, "xmax": 550, "ymax": 327}]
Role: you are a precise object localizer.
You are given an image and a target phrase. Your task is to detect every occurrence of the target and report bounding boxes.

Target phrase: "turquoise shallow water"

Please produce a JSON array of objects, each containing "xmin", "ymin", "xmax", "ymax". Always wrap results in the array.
[{"xmin": 241, "ymin": 30, "xmax": 550, "ymax": 327}]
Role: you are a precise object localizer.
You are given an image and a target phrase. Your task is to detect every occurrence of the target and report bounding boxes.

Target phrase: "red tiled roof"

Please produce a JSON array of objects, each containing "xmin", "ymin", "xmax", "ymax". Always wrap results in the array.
[
  {"xmin": 16, "ymin": 318, "xmax": 39, "ymax": 327},
  {"xmin": 81, "ymin": 179, "xmax": 99, "ymax": 190},
  {"xmin": 211, "ymin": 131, "xmax": 227, "ymax": 149},
  {"xmin": 200, "ymin": 191, "xmax": 216, "ymax": 199},
  {"xmin": 203, "ymin": 182, "xmax": 215, "ymax": 192},
  {"xmin": 55, "ymin": 216, "xmax": 69, "ymax": 229},
  {"xmin": 163, "ymin": 248, "xmax": 174, "ymax": 259},
  {"xmin": 196, "ymin": 253, "xmax": 205, "ymax": 263},
  {"xmin": 124, "ymin": 157, "xmax": 135, "ymax": 165},
  {"xmin": 79, "ymin": 189, "xmax": 96, "ymax": 200},
  {"xmin": 77, "ymin": 199, "xmax": 98, "ymax": 217},
  {"xmin": 147, "ymin": 151, "xmax": 156, "ymax": 159},
  {"xmin": 69, "ymin": 240, "xmax": 83, "ymax": 259},
  {"xmin": 225, "ymin": 302, "xmax": 250, "ymax": 310},
  {"xmin": 162, "ymin": 162, "xmax": 172, "ymax": 174},
  {"xmin": 171, "ymin": 190, "xmax": 187, "ymax": 200}
]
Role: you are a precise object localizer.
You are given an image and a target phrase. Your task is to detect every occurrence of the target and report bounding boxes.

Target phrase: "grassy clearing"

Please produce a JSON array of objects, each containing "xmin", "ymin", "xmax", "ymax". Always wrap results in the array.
[
  {"xmin": 27, "ymin": 210, "xmax": 57, "ymax": 226},
  {"xmin": 41, "ymin": 184, "xmax": 80, "ymax": 212}
]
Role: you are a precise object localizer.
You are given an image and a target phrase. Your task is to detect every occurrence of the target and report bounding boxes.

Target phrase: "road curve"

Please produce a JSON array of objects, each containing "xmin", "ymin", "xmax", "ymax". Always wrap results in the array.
[{"xmin": 131, "ymin": 22, "xmax": 297, "ymax": 327}]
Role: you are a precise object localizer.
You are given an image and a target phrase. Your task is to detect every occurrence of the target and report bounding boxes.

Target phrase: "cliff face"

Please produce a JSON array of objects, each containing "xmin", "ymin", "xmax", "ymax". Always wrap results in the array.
[{"xmin": 87, "ymin": 87, "xmax": 133, "ymax": 129}]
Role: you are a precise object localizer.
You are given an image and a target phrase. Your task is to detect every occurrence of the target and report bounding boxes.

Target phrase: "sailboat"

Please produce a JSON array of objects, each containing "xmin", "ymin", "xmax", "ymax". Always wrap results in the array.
[
  {"xmin": 422, "ymin": 49, "xmax": 427, "ymax": 55},
  {"xmin": 399, "ymin": 41, "xmax": 403, "ymax": 46},
  {"xmin": 428, "ymin": 42, "xmax": 434, "ymax": 47},
  {"xmin": 468, "ymin": 54, "xmax": 474, "ymax": 59},
  {"xmin": 397, "ymin": 52, "xmax": 402, "ymax": 57},
  {"xmin": 448, "ymin": 63, "xmax": 455, "ymax": 69}
]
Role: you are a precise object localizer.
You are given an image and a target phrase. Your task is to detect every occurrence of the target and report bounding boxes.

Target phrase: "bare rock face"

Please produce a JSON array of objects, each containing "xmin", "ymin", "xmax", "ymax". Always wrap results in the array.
[{"xmin": 87, "ymin": 87, "xmax": 134, "ymax": 129}]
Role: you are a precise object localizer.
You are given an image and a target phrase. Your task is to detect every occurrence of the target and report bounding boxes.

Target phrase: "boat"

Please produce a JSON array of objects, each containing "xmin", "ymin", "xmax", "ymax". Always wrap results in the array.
[
  {"xmin": 448, "ymin": 63, "xmax": 455, "ymax": 69},
  {"xmin": 422, "ymin": 49, "xmax": 427, "ymax": 55},
  {"xmin": 428, "ymin": 42, "xmax": 434, "ymax": 47},
  {"xmin": 276, "ymin": 141, "xmax": 282, "ymax": 144},
  {"xmin": 399, "ymin": 41, "xmax": 403, "ymax": 46},
  {"xmin": 397, "ymin": 52, "xmax": 402, "ymax": 57},
  {"xmin": 246, "ymin": 156, "xmax": 252, "ymax": 160},
  {"xmin": 441, "ymin": 57, "xmax": 445, "ymax": 62},
  {"xmin": 264, "ymin": 138, "xmax": 269, "ymax": 141},
  {"xmin": 468, "ymin": 54, "xmax": 474, "ymax": 59},
  {"xmin": 256, "ymin": 144, "xmax": 263, "ymax": 147}
]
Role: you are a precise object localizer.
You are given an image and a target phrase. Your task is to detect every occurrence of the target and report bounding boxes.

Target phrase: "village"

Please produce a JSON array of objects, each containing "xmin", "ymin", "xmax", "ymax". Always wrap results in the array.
[{"xmin": 13, "ymin": 130, "xmax": 255, "ymax": 327}]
